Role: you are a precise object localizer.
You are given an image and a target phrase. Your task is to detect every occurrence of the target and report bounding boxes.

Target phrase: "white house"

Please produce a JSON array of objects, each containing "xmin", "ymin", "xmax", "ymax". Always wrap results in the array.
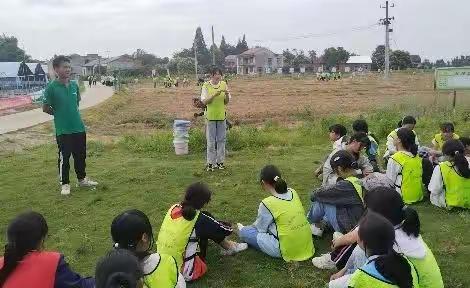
[{"xmin": 345, "ymin": 56, "xmax": 372, "ymax": 72}]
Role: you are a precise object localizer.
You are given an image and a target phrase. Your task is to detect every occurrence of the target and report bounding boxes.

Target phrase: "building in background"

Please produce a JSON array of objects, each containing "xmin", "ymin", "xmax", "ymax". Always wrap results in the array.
[
  {"xmin": 0, "ymin": 62, "xmax": 48, "ymax": 91},
  {"xmin": 224, "ymin": 55, "xmax": 237, "ymax": 73},
  {"xmin": 237, "ymin": 47, "xmax": 283, "ymax": 75},
  {"xmin": 344, "ymin": 56, "xmax": 372, "ymax": 72},
  {"xmin": 83, "ymin": 55, "xmax": 141, "ymax": 76}
]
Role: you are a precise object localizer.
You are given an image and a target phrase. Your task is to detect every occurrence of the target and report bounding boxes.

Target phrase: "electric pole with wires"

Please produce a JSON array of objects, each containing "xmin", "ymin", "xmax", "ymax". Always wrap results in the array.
[{"xmin": 380, "ymin": 1, "xmax": 394, "ymax": 79}]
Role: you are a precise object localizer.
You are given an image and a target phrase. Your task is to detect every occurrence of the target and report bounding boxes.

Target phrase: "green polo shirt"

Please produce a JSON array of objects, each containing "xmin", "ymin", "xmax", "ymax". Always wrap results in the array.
[{"xmin": 43, "ymin": 80, "xmax": 85, "ymax": 136}]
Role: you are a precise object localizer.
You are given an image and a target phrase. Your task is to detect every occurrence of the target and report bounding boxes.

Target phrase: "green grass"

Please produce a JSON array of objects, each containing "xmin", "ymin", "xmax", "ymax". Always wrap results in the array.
[{"xmin": 1, "ymin": 118, "xmax": 470, "ymax": 287}]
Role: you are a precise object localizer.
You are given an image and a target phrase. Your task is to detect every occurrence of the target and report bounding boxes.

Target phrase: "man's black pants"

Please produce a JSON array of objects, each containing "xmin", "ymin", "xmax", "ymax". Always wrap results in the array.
[{"xmin": 56, "ymin": 132, "xmax": 86, "ymax": 185}]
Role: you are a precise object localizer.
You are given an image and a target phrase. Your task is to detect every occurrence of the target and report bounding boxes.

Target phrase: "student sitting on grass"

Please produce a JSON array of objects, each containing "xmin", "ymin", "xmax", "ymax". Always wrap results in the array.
[
  {"xmin": 344, "ymin": 212, "xmax": 420, "ymax": 288},
  {"xmin": 315, "ymin": 124, "xmax": 349, "ymax": 178},
  {"xmin": 237, "ymin": 165, "xmax": 314, "ymax": 261},
  {"xmin": 432, "ymin": 122, "xmax": 460, "ymax": 152},
  {"xmin": 322, "ymin": 132, "xmax": 373, "ymax": 188},
  {"xmin": 429, "ymin": 139, "xmax": 470, "ymax": 209},
  {"xmin": 309, "ymin": 150, "xmax": 365, "ymax": 237},
  {"xmin": 95, "ymin": 249, "xmax": 143, "ymax": 288},
  {"xmin": 384, "ymin": 116, "xmax": 420, "ymax": 161},
  {"xmin": 352, "ymin": 119, "xmax": 380, "ymax": 172},
  {"xmin": 327, "ymin": 187, "xmax": 443, "ymax": 288},
  {"xmin": 110, "ymin": 210, "xmax": 186, "ymax": 288},
  {"xmin": 387, "ymin": 128, "xmax": 433, "ymax": 204},
  {"xmin": 0, "ymin": 211, "xmax": 94, "ymax": 288},
  {"xmin": 156, "ymin": 182, "xmax": 247, "ymax": 282}
]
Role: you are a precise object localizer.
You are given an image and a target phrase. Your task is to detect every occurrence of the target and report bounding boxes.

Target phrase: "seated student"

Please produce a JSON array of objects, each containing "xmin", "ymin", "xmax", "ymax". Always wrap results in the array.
[
  {"xmin": 315, "ymin": 124, "xmax": 348, "ymax": 178},
  {"xmin": 322, "ymin": 132, "xmax": 373, "ymax": 188},
  {"xmin": 95, "ymin": 249, "xmax": 143, "ymax": 288},
  {"xmin": 432, "ymin": 122, "xmax": 460, "ymax": 152},
  {"xmin": 344, "ymin": 212, "xmax": 420, "ymax": 288},
  {"xmin": 238, "ymin": 165, "xmax": 314, "ymax": 261},
  {"xmin": 308, "ymin": 150, "xmax": 365, "ymax": 237},
  {"xmin": 327, "ymin": 187, "xmax": 443, "ymax": 288},
  {"xmin": 352, "ymin": 119, "xmax": 380, "ymax": 172},
  {"xmin": 384, "ymin": 116, "xmax": 420, "ymax": 161},
  {"xmin": 429, "ymin": 139, "xmax": 470, "ymax": 209},
  {"xmin": 0, "ymin": 211, "xmax": 94, "ymax": 288},
  {"xmin": 156, "ymin": 182, "xmax": 247, "ymax": 282},
  {"xmin": 110, "ymin": 210, "xmax": 186, "ymax": 288},
  {"xmin": 387, "ymin": 128, "xmax": 431, "ymax": 204}
]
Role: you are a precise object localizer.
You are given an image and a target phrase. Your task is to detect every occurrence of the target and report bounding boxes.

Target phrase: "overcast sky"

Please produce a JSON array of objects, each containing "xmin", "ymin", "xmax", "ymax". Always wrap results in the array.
[{"xmin": 1, "ymin": 0, "xmax": 469, "ymax": 61}]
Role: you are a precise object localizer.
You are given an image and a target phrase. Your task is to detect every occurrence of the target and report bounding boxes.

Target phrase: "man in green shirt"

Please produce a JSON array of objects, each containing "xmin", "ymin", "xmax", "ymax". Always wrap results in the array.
[{"xmin": 43, "ymin": 56, "xmax": 98, "ymax": 195}]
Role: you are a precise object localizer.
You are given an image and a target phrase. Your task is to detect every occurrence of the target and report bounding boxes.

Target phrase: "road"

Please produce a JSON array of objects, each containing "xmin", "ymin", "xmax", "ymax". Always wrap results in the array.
[{"xmin": 0, "ymin": 84, "xmax": 114, "ymax": 135}]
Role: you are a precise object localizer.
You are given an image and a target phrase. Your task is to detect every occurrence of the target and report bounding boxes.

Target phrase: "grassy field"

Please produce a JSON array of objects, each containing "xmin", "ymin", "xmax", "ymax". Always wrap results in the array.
[{"xmin": 1, "ymin": 73, "xmax": 470, "ymax": 287}]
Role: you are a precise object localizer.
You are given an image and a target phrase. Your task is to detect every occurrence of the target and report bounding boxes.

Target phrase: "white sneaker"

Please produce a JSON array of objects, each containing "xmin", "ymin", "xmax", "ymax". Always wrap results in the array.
[
  {"xmin": 310, "ymin": 224, "xmax": 324, "ymax": 237},
  {"xmin": 333, "ymin": 232, "xmax": 344, "ymax": 241},
  {"xmin": 311, "ymin": 253, "xmax": 336, "ymax": 270},
  {"xmin": 61, "ymin": 184, "xmax": 71, "ymax": 196},
  {"xmin": 220, "ymin": 243, "xmax": 248, "ymax": 256},
  {"xmin": 78, "ymin": 177, "xmax": 98, "ymax": 187},
  {"xmin": 237, "ymin": 223, "xmax": 245, "ymax": 231}
]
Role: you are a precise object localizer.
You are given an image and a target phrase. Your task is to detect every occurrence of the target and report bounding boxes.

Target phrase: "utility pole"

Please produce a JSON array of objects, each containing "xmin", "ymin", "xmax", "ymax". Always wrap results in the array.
[
  {"xmin": 193, "ymin": 40, "xmax": 198, "ymax": 80},
  {"xmin": 211, "ymin": 25, "xmax": 216, "ymax": 66},
  {"xmin": 380, "ymin": 1, "xmax": 394, "ymax": 79}
]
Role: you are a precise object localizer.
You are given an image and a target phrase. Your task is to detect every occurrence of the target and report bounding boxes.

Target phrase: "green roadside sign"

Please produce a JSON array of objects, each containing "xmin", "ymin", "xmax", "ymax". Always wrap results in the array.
[{"xmin": 435, "ymin": 67, "xmax": 470, "ymax": 90}]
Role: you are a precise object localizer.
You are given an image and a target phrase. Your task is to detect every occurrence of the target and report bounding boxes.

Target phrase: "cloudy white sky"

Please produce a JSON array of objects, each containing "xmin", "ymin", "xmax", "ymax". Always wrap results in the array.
[{"xmin": 1, "ymin": 0, "xmax": 469, "ymax": 61}]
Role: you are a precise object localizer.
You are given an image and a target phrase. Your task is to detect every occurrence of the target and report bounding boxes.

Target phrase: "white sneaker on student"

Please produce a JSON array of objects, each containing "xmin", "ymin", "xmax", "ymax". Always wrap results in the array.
[
  {"xmin": 78, "ymin": 177, "xmax": 98, "ymax": 187},
  {"xmin": 61, "ymin": 184, "xmax": 71, "ymax": 196},
  {"xmin": 310, "ymin": 224, "xmax": 324, "ymax": 237},
  {"xmin": 311, "ymin": 253, "xmax": 336, "ymax": 270},
  {"xmin": 333, "ymin": 232, "xmax": 344, "ymax": 241},
  {"xmin": 220, "ymin": 243, "xmax": 248, "ymax": 256},
  {"xmin": 237, "ymin": 223, "xmax": 245, "ymax": 231}
]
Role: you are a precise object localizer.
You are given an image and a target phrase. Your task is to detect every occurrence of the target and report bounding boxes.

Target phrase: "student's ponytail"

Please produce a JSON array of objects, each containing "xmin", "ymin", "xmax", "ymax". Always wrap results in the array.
[
  {"xmin": 376, "ymin": 251, "xmax": 414, "ymax": 288},
  {"xmin": 181, "ymin": 182, "xmax": 212, "ymax": 221},
  {"xmin": 103, "ymin": 273, "xmax": 139, "ymax": 288},
  {"xmin": 0, "ymin": 212, "xmax": 48, "ymax": 285},
  {"xmin": 396, "ymin": 128, "xmax": 418, "ymax": 156},
  {"xmin": 95, "ymin": 249, "xmax": 142, "ymax": 288},
  {"xmin": 443, "ymin": 139, "xmax": 470, "ymax": 179},
  {"xmin": 260, "ymin": 165, "xmax": 288, "ymax": 194},
  {"xmin": 401, "ymin": 206, "xmax": 420, "ymax": 237}
]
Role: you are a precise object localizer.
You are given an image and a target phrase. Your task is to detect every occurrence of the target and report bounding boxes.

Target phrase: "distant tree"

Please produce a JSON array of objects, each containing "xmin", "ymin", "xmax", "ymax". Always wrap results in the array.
[
  {"xmin": 0, "ymin": 34, "xmax": 31, "ymax": 62},
  {"xmin": 236, "ymin": 34, "xmax": 249, "ymax": 54},
  {"xmin": 322, "ymin": 47, "xmax": 350, "ymax": 69},
  {"xmin": 193, "ymin": 27, "xmax": 211, "ymax": 67},
  {"xmin": 390, "ymin": 50, "xmax": 412, "ymax": 70},
  {"xmin": 210, "ymin": 44, "xmax": 225, "ymax": 67},
  {"xmin": 173, "ymin": 48, "xmax": 193, "ymax": 59},
  {"xmin": 435, "ymin": 59, "xmax": 446, "ymax": 67},
  {"xmin": 372, "ymin": 45, "xmax": 385, "ymax": 71},
  {"xmin": 451, "ymin": 55, "xmax": 470, "ymax": 67},
  {"xmin": 292, "ymin": 50, "xmax": 310, "ymax": 68},
  {"xmin": 283, "ymin": 49, "xmax": 296, "ymax": 67},
  {"xmin": 133, "ymin": 49, "xmax": 157, "ymax": 67},
  {"xmin": 308, "ymin": 50, "xmax": 317, "ymax": 63},
  {"xmin": 422, "ymin": 59, "xmax": 433, "ymax": 69},
  {"xmin": 220, "ymin": 35, "xmax": 237, "ymax": 57}
]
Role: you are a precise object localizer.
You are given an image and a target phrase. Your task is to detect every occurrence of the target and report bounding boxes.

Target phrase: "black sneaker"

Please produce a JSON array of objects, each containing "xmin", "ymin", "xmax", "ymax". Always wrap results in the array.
[
  {"xmin": 206, "ymin": 164, "xmax": 215, "ymax": 172},
  {"xmin": 217, "ymin": 163, "xmax": 226, "ymax": 170}
]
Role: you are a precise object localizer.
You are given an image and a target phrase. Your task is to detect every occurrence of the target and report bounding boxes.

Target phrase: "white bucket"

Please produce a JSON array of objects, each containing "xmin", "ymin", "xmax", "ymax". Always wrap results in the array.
[{"xmin": 174, "ymin": 142, "xmax": 189, "ymax": 155}]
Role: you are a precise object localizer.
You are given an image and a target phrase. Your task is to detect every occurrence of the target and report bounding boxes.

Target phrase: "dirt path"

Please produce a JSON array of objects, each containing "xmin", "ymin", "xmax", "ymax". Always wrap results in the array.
[{"xmin": 0, "ymin": 83, "xmax": 114, "ymax": 135}]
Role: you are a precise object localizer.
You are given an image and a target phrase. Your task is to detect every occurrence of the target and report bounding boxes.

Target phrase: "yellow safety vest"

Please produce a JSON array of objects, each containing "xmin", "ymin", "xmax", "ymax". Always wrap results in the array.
[
  {"xmin": 262, "ymin": 189, "xmax": 314, "ymax": 262},
  {"xmin": 439, "ymin": 161, "xmax": 470, "ymax": 209},
  {"xmin": 408, "ymin": 242, "xmax": 444, "ymax": 288},
  {"xmin": 142, "ymin": 253, "xmax": 179, "ymax": 288},
  {"xmin": 391, "ymin": 151, "xmax": 424, "ymax": 204},
  {"xmin": 348, "ymin": 257, "xmax": 420, "ymax": 288},
  {"xmin": 156, "ymin": 204, "xmax": 200, "ymax": 268},
  {"xmin": 345, "ymin": 176, "xmax": 364, "ymax": 203},
  {"xmin": 433, "ymin": 133, "xmax": 460, "ymax": 151},
  {"xmin": 204, "ymin": 81, "xmax": 227, "ymax": 121}
]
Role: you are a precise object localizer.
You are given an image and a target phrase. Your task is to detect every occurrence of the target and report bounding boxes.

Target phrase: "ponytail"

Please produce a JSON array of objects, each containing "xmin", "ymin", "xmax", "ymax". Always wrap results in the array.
[
  {"xmin": 443, "ymin": 139, "xmax": 470, "ymax": 179},
  {"xmin": 260, "ymin": 165, "xmax": 288, "ymax": 194},
  {"xmin": 376, "ymin": 251, "xmax": 414, "ymax": 288},
  {"xmin": 181, "ymin": 182, "xmax": 212, "ymax": 221},
  {"xmin": 273, "ymin": 177, "xmax": 288, "ymax": 194},
  {"xmin": 454, "ymin": 153, "xmax": 470, "ymax": 178},
  {"xmin": 401, "ymin": 206, "xmax": 420, "ymax": 237},
  {"xmin": 95, "ymin": 249, "xmax": 142, "ymax": 288},
  {"xmin": 396, "ymin": 128, "xmax": 418, "ymax": 156},
  {"xmin": 0, "ymin": 245, "xmax": 30, "ymax": 285}
]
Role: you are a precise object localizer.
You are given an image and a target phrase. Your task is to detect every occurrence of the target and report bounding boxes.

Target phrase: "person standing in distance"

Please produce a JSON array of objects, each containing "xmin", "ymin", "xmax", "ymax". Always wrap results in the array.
[
  {"xmin": 43, "ymin": 55, "xmax": 98, "ymax": 195},
  {"xmin": 200, "ymin": 67, "xmax": 231, "ymax": 172}
]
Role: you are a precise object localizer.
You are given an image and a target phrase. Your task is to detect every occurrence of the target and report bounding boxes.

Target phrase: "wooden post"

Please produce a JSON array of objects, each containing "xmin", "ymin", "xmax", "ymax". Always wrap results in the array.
[{"xmin": 453, "ymin": 90, "xmax": 457, "ymax": 114}]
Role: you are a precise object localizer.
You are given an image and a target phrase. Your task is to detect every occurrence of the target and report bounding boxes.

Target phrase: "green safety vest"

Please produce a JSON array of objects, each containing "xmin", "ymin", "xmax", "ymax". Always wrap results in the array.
[
  {"xmin": 389, "ymin": 128, "xmax": 419, "ymax": 140},
  {"xmin": 142, "ymin": 253, "xmax": 179, "ymax": 288},
  {"xmin": 204, "ymin": 81, "xmax": 227, "ymax": 121},
  {"xmin": 156, "ymin": 204, "xmax": 200, "ymax": 268},
  {"xmin": 345, "ymin": 176, "xmax": 364, "ymax": 203},
  {"xmin": 262, "ymin": 189, "xmax": 314, "ymax": 262},
  {"xmin": 391, "ymin": 151, "xmax": 424, "ymax": 204},
  {"xmin": 348, "ymin": 258, "xmax": 420, "ymax": 288},
  {"xmin": 433, "ymin": 133, "xmax": 460, "ymax": 151},
  {"xmin": 408, "ymin": 242, "xmax": 444, "ymax": 288},
  {"xmin": 439, "ymin": 161, "xmax": 470, "ymax": 209}
]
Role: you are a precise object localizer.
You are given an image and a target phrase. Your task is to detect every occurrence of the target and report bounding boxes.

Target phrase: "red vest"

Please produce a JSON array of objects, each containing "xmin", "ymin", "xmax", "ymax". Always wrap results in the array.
[{"xmin": 0, "ymin": 251, "xmax": 60, "ymax": 288}]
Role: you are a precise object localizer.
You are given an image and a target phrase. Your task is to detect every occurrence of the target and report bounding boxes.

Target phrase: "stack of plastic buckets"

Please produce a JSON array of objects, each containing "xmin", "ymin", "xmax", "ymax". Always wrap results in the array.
[{"xmin": 173, "ymin": 120, "xmax": 191, "ymax": 155}]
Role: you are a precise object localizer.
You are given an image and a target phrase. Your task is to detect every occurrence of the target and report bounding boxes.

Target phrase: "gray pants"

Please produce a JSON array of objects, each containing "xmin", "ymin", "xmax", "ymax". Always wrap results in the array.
[{"xmin": 206, "ymin": 120, "xmax": 226, "ymax": 165}]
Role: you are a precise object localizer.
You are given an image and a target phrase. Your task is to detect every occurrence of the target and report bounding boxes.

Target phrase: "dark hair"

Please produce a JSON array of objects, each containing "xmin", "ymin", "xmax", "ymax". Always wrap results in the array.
[
  {"xmin": 352, "ymin": 119, "xmax": 369, "ymax": 133},
  {"xmin": 330, "ymin": 150, "xmax": 359, "ymax": 171},
  {"xmin": 442, "ymin": 139, "xmax": 470, "ymax": 178},
  {"xmin": 364, "ymin": 187, "xmax": 420, "ymax": 237},
  {"xmin": 349, "ymin": 132, "xmax": 371, "ymax": 147},
  {"xmin": 359, "ymin": 212, "xmax": 414, "ymax": 288},
  {"xmin": 95, "ymin": 249, "xmax": 142, "ymax": 288},
  {"xmin": 210, "ymin": 66, "xmax": 223, "ymax": 76},
  {"xmin": 52, "ymin": 55, "xmax": 71, "ymax": 68},
  {"xmin": 397, "ymin": 116, "xmax": 417, "ymax": 128},
  {"xmin": 111, "ymin": 210, "xmax": 154, "ymax": 258},
  {"xmin": 460, "ymin": 136, "xmax": 470, "ymax": 148},
  {"xmin": 396, "ymin": 128, "xmax": 418, "ymax": 156},
  {"xmin": 440, "ymin": 122, "xmax": 455, "ymax": 133},
  {"xmin": 181, "ymin": 182, "xmax": 212, "ymax": 220},
  {"xmin": 260, "ymin": 165, "xmax": 288, "ymax": 194},
  {"xmin": 0, "ymin": 212, "xmax": 49, "ymax": 285},
  {"xmin": 329, "ymin": 124, "xmax": 347, "ymax": 137}
]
